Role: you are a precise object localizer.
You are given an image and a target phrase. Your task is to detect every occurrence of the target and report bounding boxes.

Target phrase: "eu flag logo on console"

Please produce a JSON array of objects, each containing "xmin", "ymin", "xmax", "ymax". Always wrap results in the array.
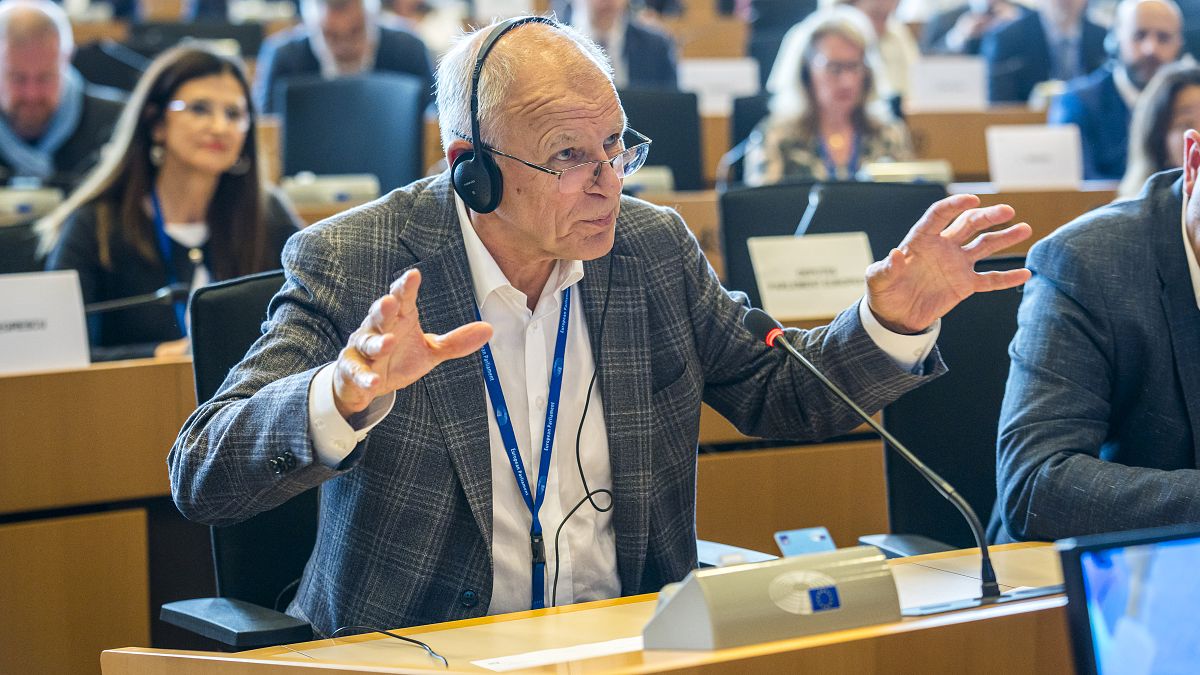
[{"xmin": 808, "ymin": 586, "xmax": 840, "ymax": 612}]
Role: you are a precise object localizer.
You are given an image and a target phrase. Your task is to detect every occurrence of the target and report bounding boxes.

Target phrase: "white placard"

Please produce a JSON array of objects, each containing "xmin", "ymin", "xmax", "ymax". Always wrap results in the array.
[
  {"xmin": 986, "ymin": 124, "xmax": 1083, "ymax": 190},
  {"xmin": 679, "ymin": 58, "xmax": 761, "ymax": 116},
  {"xmin": 0, "ymin": 271, "xmax": 89, "ymax": 375},
  {"xmin": 748, "ymin": 232, "xmax": 873, "ymax": 320},
  {"xmin": 472, "ymin": 0, "xmax": 533, "ymax": 20},
  {"xmin": 905, "ymin": 56, "xmax": 987, "ymax": 112}
]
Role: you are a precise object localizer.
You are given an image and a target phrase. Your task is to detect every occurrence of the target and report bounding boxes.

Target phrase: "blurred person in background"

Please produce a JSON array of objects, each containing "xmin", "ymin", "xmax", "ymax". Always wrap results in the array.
[
  {"xmin": 1120, "ymin": 61, "xmax": 1200, "ymax": 196},
  {"xmin": 921, "ymin": 0, "xmax": 1024, "ymax": 55},
  {"xmin": 0, "ymin": 0, "xmax": 123, "ymax": 188},
  {"xmin": 254, "ymin": 0, "xmax": 434, "ymax": 113},
  {"xmin": 557, "ymin": 0, "xmax": 679, "ymax": 90},
  {"xmin": 745, "ymin": 6, "xmax": 912, "ymax": 185},
  {"xmin": 1050, "ymin": 0, "xmax": 1183, "ymax": 180},
  {"xmin": 831, "ymin": 0, "xmax": 918, "ymax": 101},
  {"xmin": 40, "ymin": 46, "xmax": 302, "ymax": 361},
  {"xmin": 982, "ymin": 0, "xmax": 1107, "ymax": 103}
]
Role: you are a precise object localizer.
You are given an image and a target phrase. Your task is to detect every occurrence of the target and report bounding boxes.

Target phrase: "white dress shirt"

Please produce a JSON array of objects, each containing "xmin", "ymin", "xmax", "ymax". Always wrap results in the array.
[{"xmin": 305, "ymin": 195, "xmax": 940, "ymax": 614}]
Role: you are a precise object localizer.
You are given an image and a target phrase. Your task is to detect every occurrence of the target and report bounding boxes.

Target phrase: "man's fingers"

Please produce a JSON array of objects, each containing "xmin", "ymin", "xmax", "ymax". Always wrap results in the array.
[
  {"xmin": 335, "ymin": 347, "xmax": 381, "ymax": 393},
  {"xmin": 352, "ymin": 330, "xmax": 396, "ymax": 359},
  {"xmin": 428, "ymin": 321, "xmax": 494, "ymax": 362},
  {"xmin": 911, "ymin": 193, "xmax": 981, "ymax": 236},
  {"xmin": 942, "ymin": 203, "xmax": 1017, "ymax": 243},
  {"xmin": 962, "ymin": 222, "xmax": 1033, "ymax": 260},
  {"xmin": 973, "ymin": 268, "xmax": 1032, "ymax": 292}
]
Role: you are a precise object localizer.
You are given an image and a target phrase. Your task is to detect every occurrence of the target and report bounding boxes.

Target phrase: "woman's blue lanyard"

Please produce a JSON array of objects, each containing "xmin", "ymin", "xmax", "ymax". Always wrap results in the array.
[
  {"xmin": 149, "ymin": 189, "xmax": 188, "ymax": 337},
  {"xmin": 818, "ymin": 132, "xmax": 862, "ymax": 181},
  {"xmin": 476, "ymin": 287, "xmax": 571, "ymax": 610}
]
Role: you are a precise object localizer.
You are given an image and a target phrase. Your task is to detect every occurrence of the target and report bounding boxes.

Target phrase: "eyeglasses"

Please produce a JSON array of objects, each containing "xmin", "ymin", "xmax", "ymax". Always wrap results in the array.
[
  {"xmin": 482, "ymin": 128, "xmax": 653, "ymax": 194},
  {"xmin": 166, "ymin": 99, "xmax": 251, "ymax": 132},
  {"xmin": 811, "ymin": 56, "xmax": 867, "ymax": 77}
]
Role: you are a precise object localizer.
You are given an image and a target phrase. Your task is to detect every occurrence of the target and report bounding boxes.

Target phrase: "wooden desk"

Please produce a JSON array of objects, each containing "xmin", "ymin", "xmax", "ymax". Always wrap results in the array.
[
  {"xmin": 0, "ymin": 358, "xmax": 197, "ymax": 675},
  {"xmin": 101, "ymin": 544, "xmax": 1070, "ymax": 674},
  {"xmin": 951, "ymin": 181, "xmax": 1118, "ymax": 250},
  {"xmin": 908, "ymin": 108, "xmax": 1049, "ymax": 182}
]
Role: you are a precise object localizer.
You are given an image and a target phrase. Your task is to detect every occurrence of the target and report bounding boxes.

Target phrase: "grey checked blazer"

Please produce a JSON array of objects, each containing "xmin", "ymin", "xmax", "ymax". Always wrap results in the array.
[
  {"xmin": 168, "ymin": 172, "xmax": 942, "ymax": 634},
  {"xmin": 996, "ymin": 169, "xmax": 1200, "ymax": 542}
]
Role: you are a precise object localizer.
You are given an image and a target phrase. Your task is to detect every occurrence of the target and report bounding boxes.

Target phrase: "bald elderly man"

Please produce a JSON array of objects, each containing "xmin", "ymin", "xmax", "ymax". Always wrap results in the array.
[
  {"xmin": 169, "ymin": 17, "xmax": 1030, "ymax": 633},
  {"xmin": 0, "ymin": 0, "xmax": 122, "ymax": 188},
  {"xmin": 1050, "ymin": 0, "xmax": 1184, "ymax": 180}
]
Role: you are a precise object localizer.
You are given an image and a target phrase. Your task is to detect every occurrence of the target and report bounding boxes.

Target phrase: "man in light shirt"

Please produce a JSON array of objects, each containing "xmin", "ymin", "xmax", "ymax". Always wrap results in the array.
[
  {"xmin": 995, "ymin": 129, "xmax": 1200, "ymax": 543},
  {"xmin": 252, "ymin": 0, "xmax": 434, "ymax": 113},
  {"xmin": 1049, "ymin": 0, "xmax": 1184, "ymax": 180},
  {"xmin": 170, "ymin": 17, "xmax": 1031, "ymax": 635}
]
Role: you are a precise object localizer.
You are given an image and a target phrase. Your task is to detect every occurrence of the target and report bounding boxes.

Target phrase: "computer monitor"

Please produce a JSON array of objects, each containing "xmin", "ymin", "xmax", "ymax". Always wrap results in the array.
[{"xmin": 1058, "ymin": 524, "xmax": 1200, "ymax": 675}]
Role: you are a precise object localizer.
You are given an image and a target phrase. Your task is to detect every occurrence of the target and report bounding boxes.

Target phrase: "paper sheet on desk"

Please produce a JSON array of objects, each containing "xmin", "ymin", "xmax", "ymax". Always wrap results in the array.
[{"xmin": 471, "ymin": 636, "xmax": 643, "ymax": 672}]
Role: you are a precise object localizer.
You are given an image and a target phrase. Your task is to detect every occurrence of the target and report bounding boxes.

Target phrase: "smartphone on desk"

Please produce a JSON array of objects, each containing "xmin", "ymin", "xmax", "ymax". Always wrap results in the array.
[{"xmin": 774, "ymin": 526, "xmax": 836, "ymax": 557}]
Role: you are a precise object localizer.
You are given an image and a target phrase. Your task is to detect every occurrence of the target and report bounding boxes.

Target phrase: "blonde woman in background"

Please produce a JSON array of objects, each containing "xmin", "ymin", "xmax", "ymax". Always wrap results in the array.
[
  {"xmin": 744, "ymin": 7, "xmax": 913, "ymax": 186},
  {"xmin": 1120, "ymin": 61, "xmax": 1200, "ymax": 198},
  {"xmin": 831, "ymin": 0, "xmax": 918, "ymax": 99}
]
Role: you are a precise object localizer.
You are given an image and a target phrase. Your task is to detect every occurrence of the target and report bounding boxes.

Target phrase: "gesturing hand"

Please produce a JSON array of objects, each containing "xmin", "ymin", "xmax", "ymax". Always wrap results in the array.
[
  {"xmin": 333, "ymin": 269, "xmax": 492, "ymax": 419},
  {"xmin": 865, "ymin": 194, "xmax": 1033, "ymax": 335}
]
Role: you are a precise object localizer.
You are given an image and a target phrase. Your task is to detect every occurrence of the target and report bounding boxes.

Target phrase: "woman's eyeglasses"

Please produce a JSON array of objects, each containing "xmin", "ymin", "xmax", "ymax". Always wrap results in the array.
[{"xmin": 167, "ymin": 99, "xmax": 251, "ymax": 132}]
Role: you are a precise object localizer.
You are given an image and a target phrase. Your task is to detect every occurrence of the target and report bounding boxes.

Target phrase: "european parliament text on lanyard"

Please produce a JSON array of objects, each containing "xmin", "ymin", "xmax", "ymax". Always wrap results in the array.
[
  {"xmin": 476, "ymin": 286, "xmax": 571, "ymax": 610},
  {"xmin": 149, "ymin": 189, "xmax": 195, "ymax": 336}
]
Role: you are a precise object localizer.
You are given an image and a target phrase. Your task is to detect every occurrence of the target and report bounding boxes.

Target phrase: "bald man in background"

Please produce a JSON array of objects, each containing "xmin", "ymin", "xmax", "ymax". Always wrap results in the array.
[
  {"xmin": 1050, "ymin": 0, "xmax": 1184, "ymax": 180},
  {"xmin": 0, "ymin": 0, "xmax": 122, "ymax": 189}
]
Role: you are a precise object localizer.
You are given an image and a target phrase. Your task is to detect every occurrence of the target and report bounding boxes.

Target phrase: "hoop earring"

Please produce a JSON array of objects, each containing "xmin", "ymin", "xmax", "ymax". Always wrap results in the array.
[
  {"xmin": 227, "ymin": 156, "xmax": 251, "ymax": 176},
  {"xmin": 149, "ymin": 144, "xmax": 165, "ymax": 166}
]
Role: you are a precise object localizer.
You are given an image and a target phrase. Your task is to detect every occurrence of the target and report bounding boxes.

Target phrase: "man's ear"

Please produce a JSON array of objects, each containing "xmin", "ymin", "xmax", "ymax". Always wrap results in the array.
[
  {"xmin": 446, "ymin": 139, "xmax": 475, "ymax": 168},
  {"xmin": 1185, "ymin": 129, "xmax": 1200, "ymax": 198}
]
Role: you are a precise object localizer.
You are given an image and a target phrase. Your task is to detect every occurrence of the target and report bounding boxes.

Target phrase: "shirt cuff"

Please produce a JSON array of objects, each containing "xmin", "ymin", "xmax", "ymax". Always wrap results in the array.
[
  {"xmin": 308, "ymin": 363, "xmax": 395, "ymax": 467},
  {"xmin": 857, "ymin": 298, "xmax": 940, "ymax": 373}
]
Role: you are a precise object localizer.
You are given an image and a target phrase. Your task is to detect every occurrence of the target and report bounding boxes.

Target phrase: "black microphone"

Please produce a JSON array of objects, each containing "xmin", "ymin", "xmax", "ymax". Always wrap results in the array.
[
  {"xmin": 85, "ymin": 283, "xmax": 191, "ymax": 315},
  {"xmin": 743, "ymin": 307, "xmax": 1002, "ymax": 603}
]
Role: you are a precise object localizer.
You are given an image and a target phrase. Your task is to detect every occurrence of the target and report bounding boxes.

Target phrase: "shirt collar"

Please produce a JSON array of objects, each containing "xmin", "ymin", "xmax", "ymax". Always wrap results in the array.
[
  {"xmin": 312, "ymin": 22, "xmax": 380, "ymax": 79},
  {"xmin": 1038, "ymin": 11, "xmax": 1081, "ymax": 45},
  {"xmin": 453, "ymin": 193, "xmax": 585, "ymax": 309},
  {"xmin": 1113, "ymin": 64, "xmax": 1141, "ymax": 109}
]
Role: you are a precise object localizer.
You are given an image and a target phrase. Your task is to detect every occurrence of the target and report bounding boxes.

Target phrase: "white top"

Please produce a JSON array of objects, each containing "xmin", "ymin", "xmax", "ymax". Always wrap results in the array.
[
  {"xmin": 165, "ymin": 222, "xmax": 210, "ymax": 291},
  {"xmin": 304, "ymin": 195, "xmax": 940, "ymax": 614}
]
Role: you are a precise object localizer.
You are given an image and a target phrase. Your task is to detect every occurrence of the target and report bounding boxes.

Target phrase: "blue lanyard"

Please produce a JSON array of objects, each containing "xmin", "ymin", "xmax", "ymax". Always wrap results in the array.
[
  {"xmin": 149, "ymin": 189, "xmax": 188, "ymax": 337},
  {"xmin": 818, "ymin": 133, "xmax": 862, "ymax": 181},
  {"xmin": 476, "ymin": 286, "xmax": 571, "ymax": 610}
]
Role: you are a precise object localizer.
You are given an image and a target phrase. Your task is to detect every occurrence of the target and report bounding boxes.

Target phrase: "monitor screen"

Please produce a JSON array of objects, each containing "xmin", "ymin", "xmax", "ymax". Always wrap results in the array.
[{"xmin": 1062, "ymin": 526, "xmax": 1200, "ymax": 675}]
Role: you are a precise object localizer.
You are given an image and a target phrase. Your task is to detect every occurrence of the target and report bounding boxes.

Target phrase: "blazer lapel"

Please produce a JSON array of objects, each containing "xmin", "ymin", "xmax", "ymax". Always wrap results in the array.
[
  {"xmin": 581, "ymin": 252, "xmax": 652, "ymax": 594},
  {"xmin": 1153, "ymin": 177, "xmax": 1200, "ymax": 465},
  {"xmin": 397, "ymin": 176, "xmax": 494, "ymax": 551}
]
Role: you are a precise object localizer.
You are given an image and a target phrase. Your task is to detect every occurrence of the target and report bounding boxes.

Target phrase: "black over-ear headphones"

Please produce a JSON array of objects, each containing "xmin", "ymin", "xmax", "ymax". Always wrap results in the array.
[{"xmin": 451, "ymin": 15, "xmax": 560, "ymax": 213}]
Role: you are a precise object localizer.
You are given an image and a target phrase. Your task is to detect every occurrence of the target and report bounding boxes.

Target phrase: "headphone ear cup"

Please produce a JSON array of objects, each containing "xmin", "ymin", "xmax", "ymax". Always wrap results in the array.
[{"xmin": 452, "ymin": 150, "xmax": 503, "ymax": 213}]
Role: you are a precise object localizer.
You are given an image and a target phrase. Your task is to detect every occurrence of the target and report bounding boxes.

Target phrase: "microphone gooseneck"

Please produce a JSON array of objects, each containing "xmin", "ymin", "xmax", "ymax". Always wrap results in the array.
[
  {"xmin": 743, "ymin": 307, "xmax": 1001, "ymax": 602},
  {"xmin": 84, "ymin": 283, "xmax": 191, "ymax": 315}
]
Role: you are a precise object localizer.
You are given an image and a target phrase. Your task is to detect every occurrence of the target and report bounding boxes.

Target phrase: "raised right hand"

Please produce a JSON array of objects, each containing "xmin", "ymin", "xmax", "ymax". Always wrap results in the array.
[{"xmin": 332, "ymin": 269, "xmax": 492, "ymax": 419}]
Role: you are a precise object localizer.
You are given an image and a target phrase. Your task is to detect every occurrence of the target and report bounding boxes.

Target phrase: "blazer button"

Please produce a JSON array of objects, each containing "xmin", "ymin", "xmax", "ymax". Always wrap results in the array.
[
  {"xmin": 267, "ymin": 458, "xmax": 282, "ymax": 474},
  {"xmin": 459, "ymin": 589, "xmax": 479, "ymax": 608}
]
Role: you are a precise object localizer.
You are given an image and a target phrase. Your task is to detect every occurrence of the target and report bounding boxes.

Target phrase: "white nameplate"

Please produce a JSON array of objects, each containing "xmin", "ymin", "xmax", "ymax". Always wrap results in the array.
[
  {"xmin": 905, "ymin": 56, "xmax": 987, "ymax": 113},
  {"xmin": 679, "ymin": 58, "xmax": 761, "ymax": 116},
  {"xmin": 0, "ymin": 271, "xmax": 90, "ymax": 375},
  {"xmin": 748, "ymin": 232, "xmax": 873, "ymax": 320},
  {"xmin": 986, "ymin": 124, "xmax": 1083, "ymax": 190},
  {"xmin": 473, "ymin": 0, "xmax": 533, "ymax": 20}
]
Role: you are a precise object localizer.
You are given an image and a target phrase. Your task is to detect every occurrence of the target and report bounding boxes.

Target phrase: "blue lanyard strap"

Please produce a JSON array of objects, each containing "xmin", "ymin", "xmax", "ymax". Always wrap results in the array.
[
  {"xmin": 149, "ymin": 189, "xmax": 188, "ymax": 337},
  {"xmin": 818, "ymin": 132, "xmax": 862, "ymax": 181},
  {"xmin": 476, "ymin": 286, "xmax": 571, "ymax": 610}
]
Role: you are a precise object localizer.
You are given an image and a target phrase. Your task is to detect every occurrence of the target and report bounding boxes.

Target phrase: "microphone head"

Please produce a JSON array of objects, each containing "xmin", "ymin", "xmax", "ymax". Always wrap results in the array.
[{"xmin": 743, "ymin": 308, "xmax": 784, "ymax": 346}]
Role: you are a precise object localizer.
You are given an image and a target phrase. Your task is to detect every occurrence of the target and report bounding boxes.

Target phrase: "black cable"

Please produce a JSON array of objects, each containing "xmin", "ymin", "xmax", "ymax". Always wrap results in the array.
[
  {"xmin": 330, "ymin": 624, "xmax": 449, "ymax": 668},
  {"xmin": 550, "ymin": 255, "xmax": 615, "ymax": 608},
  {"xmin": 273, "ymin": 577, "xmax": 301, "ymax": 612}
]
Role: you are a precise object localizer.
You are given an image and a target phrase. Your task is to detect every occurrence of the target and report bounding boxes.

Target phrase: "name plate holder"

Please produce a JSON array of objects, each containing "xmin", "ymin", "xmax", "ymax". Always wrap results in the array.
[{"xmin": 643, "ymin": 546, "xmax": 901, "ymax": 650}]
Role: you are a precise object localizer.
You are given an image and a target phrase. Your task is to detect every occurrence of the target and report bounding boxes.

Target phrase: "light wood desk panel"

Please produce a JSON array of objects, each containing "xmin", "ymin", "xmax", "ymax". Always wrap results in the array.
[
  {"xmin": 2, "ymin": 509, "xmax": 150, "ymax": 675},
  {"xmin": 0, "ymin": 357, "xmax": 195, "ymax": 515},
  {"xmin": 102, "ymin": 544, "xmax": 1071, "ymax": 674},
  {"xmin": 908, "ymin": 108, "xmax": 1049, "ymax": 182}
]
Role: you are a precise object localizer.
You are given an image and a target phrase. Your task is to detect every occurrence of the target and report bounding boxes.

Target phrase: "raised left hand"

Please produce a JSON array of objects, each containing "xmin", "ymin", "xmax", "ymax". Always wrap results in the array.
[{"xmin": 865, "ymin": 194, "xmax": 1032, "ymax": 334}]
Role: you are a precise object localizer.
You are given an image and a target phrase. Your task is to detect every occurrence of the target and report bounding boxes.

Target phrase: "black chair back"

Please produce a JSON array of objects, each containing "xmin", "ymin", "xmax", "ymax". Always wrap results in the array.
[
  {"xmin": 127, "ymin": 22, "xmax": 266, "ymax": 58},
  {"xmin": 618, "ymin": 89, "xmax": 704, "ymax": 190},
  {"xmin": 718, "ymin": 180, "xmax": 815, "ymax": 308},
  {"xmin": 747, "ymin": 0, "xmax": 818, "ymax": 88},
  {"xmin": 731, "ymin": 93, "xmax": 771, "ymax": 147},
  {"xmin": 280, "ymin": 74, "xmax": 425, "ymax": 193},
  {"xmin": 797, "ymin": 181, "xmax": 948, "ymax": 260},
  {"xmin": 881, "ymin": 255, "xmax": 1025, "ymax": 548},
  {"xmin": 0, "ymin": 221, "xmax": 43, "ymax": 274},
  {"xmin": 72, "ymin": 40, "xmax": 149, "ymax": 92},
  {"xmin": 189, "ymin": 270, "xmax": 319, "ymax": 610}
]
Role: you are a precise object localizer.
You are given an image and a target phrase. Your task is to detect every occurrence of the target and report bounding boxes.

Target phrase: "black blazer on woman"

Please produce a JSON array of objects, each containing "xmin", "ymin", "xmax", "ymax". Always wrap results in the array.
[{"xmin": 46, "ymin": 190, "xmax": 301, "ymax": 362}]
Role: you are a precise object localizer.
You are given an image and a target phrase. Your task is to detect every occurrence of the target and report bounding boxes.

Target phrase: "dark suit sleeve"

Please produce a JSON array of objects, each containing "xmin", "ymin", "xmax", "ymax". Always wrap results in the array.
[
  {"xmin": 982, "ymin": 28, "xmax": 1022, "ymax": 103},
  {"xmin": 921, "ymin": 11, "xmax": 960, "ymax": 54},
  {"xmin": 1048, "ymin": 91, "xmax": 1100, "ymax": 180},
  {"xmin": 253, "ymin": 37, "xmax": 286, "ymax": 115},
  {"xmin": 996, "ymin": 238, "xmax": 1200, "ymax": 541},
  {"xmin": 659, "ymin": 207, "xmax": 944, "ymax": 441}
]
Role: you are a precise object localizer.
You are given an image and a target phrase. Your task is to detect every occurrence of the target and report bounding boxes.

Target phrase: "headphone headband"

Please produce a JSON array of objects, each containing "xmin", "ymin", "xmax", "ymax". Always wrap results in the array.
[{"xmin": 467, "ymin": 16, "xmax": 558, "ymax": 156}]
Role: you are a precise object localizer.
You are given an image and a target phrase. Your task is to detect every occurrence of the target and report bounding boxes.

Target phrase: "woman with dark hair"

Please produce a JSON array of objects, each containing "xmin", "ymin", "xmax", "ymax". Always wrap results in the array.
[
  {"xmin": 1120, "ymin": 62, "xmax": 1200, "ymax": 198},
  {"xmin": 40, "ymin": 45, "xmax": 301, "ymax": 361},
  {"xmin": 744, "ymin": 6, "xmax": 912, "ymax": 185}
]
